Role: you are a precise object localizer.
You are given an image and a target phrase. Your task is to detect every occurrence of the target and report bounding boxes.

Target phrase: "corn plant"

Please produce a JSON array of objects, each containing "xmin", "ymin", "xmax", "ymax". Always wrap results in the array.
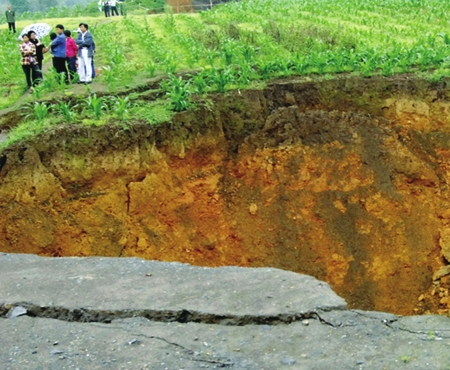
[
  {"xmin": 82, "ymin": 94, "xmax": 108, "ymax": 119},
  {"xmin": 102, "ymin": 66, "xmax": 120, "ymax": 92},
  {"xmin": 208, "ymin": 67, "xmax": 235, "ymax": 93},
  {"xmin": 32, "ymin": 85, "xmax": 44, "ymax": 100},
  {"xmin": 241, "ymin": 44, "xmax": 256, "ymax": 63},
  {"xmin": 144, "ymin": 61, "xmax": 157, "ymax": 77},
  {"xmin": 24, "ymin": 102, "xmax": 53, "ymax": 122},
  {"xmin": 186, "ymin": 45, "xmax": 201, "ymax": 68},
  {"xmin": 236, "ymin": 64, "xmax": 255, "ymax": 86},
  {"xmin": 162, "ymin": 54, "xmax": 178, "ymax": 74},
  {"xmin": 160, "ymin": 74, "xmax": 191, "ymax": 112},
  {"xmin": 437, "ymin": 32, "xmax": 450, "ymax": 45},
  {"xmin": 109, "ymin": 45, "xmax": 125, "ymax": 66},
  {"xmin": 112, "ymin": 96, "xmax": 132, "ymax": 121},
  {"xmin": 204, "ymin": 49, "xmax": 219, "ymax": 66},
  {"xmin": 40, "ymin": 69, "xmax": 61, "ymax": 91},
  {"xmin": 54, "ymin": 102, "xmax": 77, "ymax": 123},
  {"xmin": 163, "ymin": 11, "xmax": 176, "ymax": 31},
  {"xmin": 221, "ymin": 40, "xmax": 236, "ymax": 66},
  {"xmin": 189, "ymin": 71, "xmax": 208, "ymax": 95}
]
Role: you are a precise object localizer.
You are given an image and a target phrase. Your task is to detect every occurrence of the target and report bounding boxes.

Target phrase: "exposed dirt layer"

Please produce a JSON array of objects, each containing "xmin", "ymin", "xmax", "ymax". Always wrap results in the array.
[{"xmin": 1, "ymin": 74, "xmax": 450, "ymax": 316}]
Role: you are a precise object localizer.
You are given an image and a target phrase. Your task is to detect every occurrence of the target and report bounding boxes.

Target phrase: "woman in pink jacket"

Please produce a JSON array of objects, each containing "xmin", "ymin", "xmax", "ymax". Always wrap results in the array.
[{"xmin": 64, "ymin": 30, "xmax": 78, "ymax": 82}]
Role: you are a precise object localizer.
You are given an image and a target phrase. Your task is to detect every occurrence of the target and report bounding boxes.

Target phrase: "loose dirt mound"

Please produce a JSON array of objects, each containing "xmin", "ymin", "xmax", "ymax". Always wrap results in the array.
[{"xmin": 1, "ymin": 75, "xmax": 450, "ymax": 315}]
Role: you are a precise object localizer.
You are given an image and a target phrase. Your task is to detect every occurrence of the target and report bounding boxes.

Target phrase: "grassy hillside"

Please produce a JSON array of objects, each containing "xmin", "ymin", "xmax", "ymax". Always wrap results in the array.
[{"xmin": 1, "ymin": 0, "xmax": 449, "ymax": 148}]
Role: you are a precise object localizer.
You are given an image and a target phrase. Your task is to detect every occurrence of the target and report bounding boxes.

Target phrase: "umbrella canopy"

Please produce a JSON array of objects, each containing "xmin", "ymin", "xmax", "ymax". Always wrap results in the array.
[{"xmin": 18, "ymin": 23, "xmax": 52, "ymax": 40}]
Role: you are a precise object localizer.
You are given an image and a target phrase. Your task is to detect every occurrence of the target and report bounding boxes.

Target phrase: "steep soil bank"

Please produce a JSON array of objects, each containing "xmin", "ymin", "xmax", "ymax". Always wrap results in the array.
[{"xmin": 1, "ymin": 75, "xmax": 450, "ymax": 315}]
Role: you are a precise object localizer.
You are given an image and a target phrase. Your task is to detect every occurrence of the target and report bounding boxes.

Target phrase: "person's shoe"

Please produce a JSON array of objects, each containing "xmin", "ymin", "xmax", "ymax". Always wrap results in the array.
[
  {"xmin": 28, "ymin": 87, "xmax": 34, "ymax": 93},
  {"xmin": 78, "ymin": 81, "xmax": 85, "ymax": 84},
  {"xmin": 85, "ymin": 81, "xmax": 92, "ymax": 84}
]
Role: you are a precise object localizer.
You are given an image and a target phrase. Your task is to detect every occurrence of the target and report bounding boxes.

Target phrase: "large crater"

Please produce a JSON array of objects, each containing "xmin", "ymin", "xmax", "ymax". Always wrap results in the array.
[{"xmin": 1, "ymin": 75, "xmax": 450, "ymax": 316}]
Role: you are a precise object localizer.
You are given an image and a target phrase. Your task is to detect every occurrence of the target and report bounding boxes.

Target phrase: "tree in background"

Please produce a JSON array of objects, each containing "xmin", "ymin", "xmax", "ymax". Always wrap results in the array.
[
  {"xmin": 8, "ymin": 0, "xmax": 29, "ymax": 14},
  {"xmin": 2, "ymin": 0, "xmax": 93, "ymax": 14}
]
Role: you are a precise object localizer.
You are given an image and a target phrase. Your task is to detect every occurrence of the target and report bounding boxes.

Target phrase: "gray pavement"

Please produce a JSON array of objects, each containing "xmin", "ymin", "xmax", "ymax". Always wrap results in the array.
[{"xmin": 1, "ymin": 253, "xmax": 450, "ymax": 369}]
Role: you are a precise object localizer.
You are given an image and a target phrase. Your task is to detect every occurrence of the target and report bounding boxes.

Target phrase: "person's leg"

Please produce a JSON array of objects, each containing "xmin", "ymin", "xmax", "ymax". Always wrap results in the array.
[
  {"xmin": 67, "ymin": 57, "xmax": 77, "ymax": 81},
  {"xmin": 12, "ymin": 22, "xmax": 16, "ymax": 33},
  {"xmin": 22, "ymin": 65, "xmax": 32, "ymax": 88},
  {"xmin": 91, "ymin": 57, "xmax": 96, "ymax": 78},
  {"xmin": 52, "ymin": 57, "xmax": 58, "ymax": 72},
  {"xmin": 54, "ymin": 57, "xmax": 68, "ymax": 82},
  {"xmin": 31, "ymin": 64, "xmax": 42, "ymax": 86},
  {"xmin": 78, "ymin": 56, "xmax": 86, "ymax": 82},
  {"xmin": 81, "ymin": 50, "xmax": 93, "ymax": 83},
  {"xmin": 8, "ymin": 22, "xmax": 12, "ymax": 32}
]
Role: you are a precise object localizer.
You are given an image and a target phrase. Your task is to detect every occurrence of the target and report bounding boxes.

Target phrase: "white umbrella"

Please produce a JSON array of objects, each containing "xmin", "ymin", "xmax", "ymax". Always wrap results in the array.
[{"xmin": 18, "ymin": 23, "xmax": 52, "ymax": 40}]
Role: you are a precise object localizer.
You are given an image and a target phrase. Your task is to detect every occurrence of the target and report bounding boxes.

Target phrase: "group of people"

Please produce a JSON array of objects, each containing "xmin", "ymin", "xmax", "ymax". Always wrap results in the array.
[
  {"xmin": 20, "ymin": 23, "xmax": 96, "ymax": 93},
  {"xmin": 99, "ymin": 0, "xmax": 125, "ymax": 17}
]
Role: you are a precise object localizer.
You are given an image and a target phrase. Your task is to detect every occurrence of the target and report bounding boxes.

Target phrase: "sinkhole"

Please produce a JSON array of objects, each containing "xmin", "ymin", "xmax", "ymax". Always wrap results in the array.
[{"xmin": 1, "ymin": 75, "xmax": 450, "ymax": 316}]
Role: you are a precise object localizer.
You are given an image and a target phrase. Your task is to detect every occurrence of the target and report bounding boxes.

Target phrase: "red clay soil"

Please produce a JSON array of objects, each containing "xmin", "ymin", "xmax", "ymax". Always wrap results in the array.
[{"xmin": 1, "ymin": 75, "xmax": 450, "ymax": 316}]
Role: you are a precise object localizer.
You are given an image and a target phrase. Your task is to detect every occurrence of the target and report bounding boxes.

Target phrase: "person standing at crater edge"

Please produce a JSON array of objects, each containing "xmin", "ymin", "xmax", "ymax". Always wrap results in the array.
[
  {"xmin": 103, "ymin": 0, "xmax": 111, "ymax": 17},
  {"xmin": 19, "ymin": 34, "xmax": 42, "ymax": 92},
  {"xmin": 28, "ymin": 31, "xmax": 46, "ymax": 71},
  {"xmin": 110, "ymin": 0, "xmax": 119, "ymax": 16},
  {"xmin": 76, "ymin": 23, "xmax": 95, "ymax": 84},
  {"xmin": 44, "ymin": 24, "xmax": 68, "ymax": 82},
  {"xmin": 5, "ymin": 4, "xmax": 16, "ymax": 34},
  {"xmin": 64, "ymin": 30, "xmax": 78, "ymax": 82}
]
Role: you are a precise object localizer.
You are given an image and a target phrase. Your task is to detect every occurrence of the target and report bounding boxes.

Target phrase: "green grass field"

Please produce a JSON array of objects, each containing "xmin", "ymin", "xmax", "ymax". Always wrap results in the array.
[{"xmin": 1, "ymin": 0, "xmax": 449, "ymax": 149}]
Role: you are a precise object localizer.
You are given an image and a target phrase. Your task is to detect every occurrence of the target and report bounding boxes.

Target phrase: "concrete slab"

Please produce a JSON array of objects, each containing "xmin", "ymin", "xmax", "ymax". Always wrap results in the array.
[{"xmin": 1, "ymin": 253, "xmax": 450, "ymax": 369}]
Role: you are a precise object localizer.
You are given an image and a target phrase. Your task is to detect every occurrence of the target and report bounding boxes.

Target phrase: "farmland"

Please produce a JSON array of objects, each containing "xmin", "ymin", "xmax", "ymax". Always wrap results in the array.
[{"xmin": 1, "ymin": 0, "xmax": 450, "ymax": 143}]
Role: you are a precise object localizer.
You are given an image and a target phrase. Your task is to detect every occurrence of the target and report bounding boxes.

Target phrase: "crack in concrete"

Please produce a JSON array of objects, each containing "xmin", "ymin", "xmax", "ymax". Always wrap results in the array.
[
  {"xmin": 1, "ymin": 302, "xmax": 325, "ymax": 326},
  {"xmin": 353, "ymin": 310, "xmax": 450, "ymax": 338},
  {"xmin": 384, "ymin": 322, "xmax": 450, "ymax": 339},
  {"xmin": 133, "ymin": 333, "xmax": 234, "ymax": 367},
  {"xmin": 310, "ymin": 311, "xmax": 341, "ymax": 327}
]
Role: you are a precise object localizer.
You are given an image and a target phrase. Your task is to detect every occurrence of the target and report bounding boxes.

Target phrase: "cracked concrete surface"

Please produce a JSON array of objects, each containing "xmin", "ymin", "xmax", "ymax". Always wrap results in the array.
[{"xmin": 1, "ymin": 254, "xmax": 450, "ymax": 369}]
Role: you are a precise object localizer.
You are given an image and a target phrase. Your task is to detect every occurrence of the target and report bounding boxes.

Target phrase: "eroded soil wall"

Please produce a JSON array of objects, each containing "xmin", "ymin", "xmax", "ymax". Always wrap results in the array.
[{"xmin": 2, "ymin": 75, "xmax": 450, "ymax": 315}]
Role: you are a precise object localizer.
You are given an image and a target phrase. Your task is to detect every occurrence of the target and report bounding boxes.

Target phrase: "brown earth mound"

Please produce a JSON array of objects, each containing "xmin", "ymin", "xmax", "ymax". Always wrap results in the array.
[{"xmin": 1, "ymin": 75, "xmax": 450, "ymax": 316}]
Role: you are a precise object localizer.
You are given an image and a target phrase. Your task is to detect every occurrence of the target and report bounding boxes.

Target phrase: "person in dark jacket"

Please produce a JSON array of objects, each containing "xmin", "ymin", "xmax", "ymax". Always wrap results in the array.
[
  {"xmin": 5, "ymin": 5, "xmax": 16, "ymax": 33},
  {"xmin": 44, "ymin": 24, "xmax": 68, "ymax": 82},
  {"xmin": 27, "ymin": 31, "xmax": 46, "ymax": 70}
]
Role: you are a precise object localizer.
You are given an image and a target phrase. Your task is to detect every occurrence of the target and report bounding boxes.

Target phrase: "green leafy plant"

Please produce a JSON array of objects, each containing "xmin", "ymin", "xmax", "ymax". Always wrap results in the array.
[
  {"xmin": 24, "ymin": 102, "xmax": 53, "ymax": 122},
  {"xmin": 102, "ymin": 66, "xmax": 120, "ymax": 92},
  {"xmin": 82, "ymin": 94, "xmax": 108, "ymax": 119},
  {"xmin": 54, "ymin": 102, "xmax": 77, "ymax": 123},
  {"xmin": 32, "ymin": 85, "xmax": 44, "ymax": 100},
  {"xmin": 112, "ymin": 95, "xmax": 132, "ymax": 120},
  {"xmin": 160, "ymin": 74, "xmax": 192, "ymax": 112},
  {"xmin": 209, "ymin": 67, "xmax": 235, "ymax": 93},
  {"xmin": 189, "ymin": 71, "xmax": 209, "ymax": 95}
]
